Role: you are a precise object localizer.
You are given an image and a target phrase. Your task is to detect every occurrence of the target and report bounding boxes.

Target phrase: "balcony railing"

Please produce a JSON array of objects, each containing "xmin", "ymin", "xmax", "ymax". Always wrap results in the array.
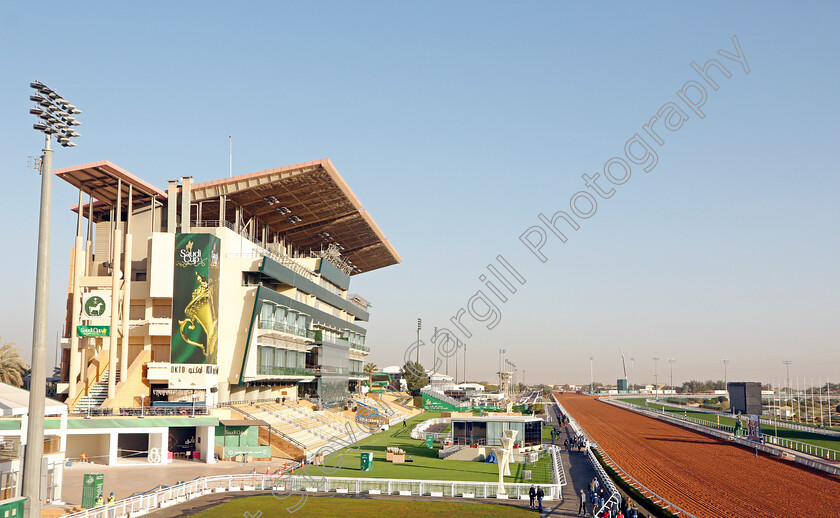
[
  {"xmin": 257, "ymin": 320, "xmax": 314, "ymax": 339},
  {"xmin": 258, "ymin": 366, "xmax": 316, "ymax": 377},
  {"xmin": 349, "ymin": 371, "xmax": 367, "ymax": 378}
]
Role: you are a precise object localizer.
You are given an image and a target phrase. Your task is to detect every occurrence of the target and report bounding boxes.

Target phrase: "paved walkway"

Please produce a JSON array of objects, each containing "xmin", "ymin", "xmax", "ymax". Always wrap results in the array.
[{"xmin": 541, "ymin": 421, "xmax": 599, "ymax": 516}]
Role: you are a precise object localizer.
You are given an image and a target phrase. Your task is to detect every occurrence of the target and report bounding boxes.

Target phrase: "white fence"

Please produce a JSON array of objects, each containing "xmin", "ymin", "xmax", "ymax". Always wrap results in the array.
[
  {"xmin": 65, "ymin": 447, "xmax": 566, "ymax": 518},
  {"xmin": 642, "ymin": 397, "xmax": 840, "ymax": 437},
  {"xmin": 613, "ymin": 398, "xmax": 840, "ymax": 461},
  {"xmin": 410, "ymin": 417, "xmax": 450, "ymax": 441},
  {"xmin": 604, "ymin": 398, "xmax": 840, "ymax": 477}
]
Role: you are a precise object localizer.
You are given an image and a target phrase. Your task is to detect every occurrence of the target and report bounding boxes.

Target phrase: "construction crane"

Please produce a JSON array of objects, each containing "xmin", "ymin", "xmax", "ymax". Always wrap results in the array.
[{"xmin": 619, "ymin": 346, "xmax": 628, "ymax": 379}]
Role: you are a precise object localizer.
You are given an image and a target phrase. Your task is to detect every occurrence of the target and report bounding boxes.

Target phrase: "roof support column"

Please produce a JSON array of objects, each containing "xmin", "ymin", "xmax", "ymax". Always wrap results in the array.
[
  {"xmin": 180, "ymin": 176, "xmax": 192, "ymax": 233},
  {"xmin": 150, "ymin": 195, "xmax": 157, "ymax": 233},
  {"xmin": 167, "ymin": 180, "xmax": 178, "ymax": 233},
  {"xmin": 120, "ymin": 184, "xmax": 133, "ymax": 387},
  {"xmin": 67, "ymin": 187, "xmax": 85, "ymax": 404},
  {"xmin": 85, "ymin": 192, "xmax": 94, "ymax": 275},
  {"xmin": 108, "ymin": 179, "xmax": 122, "ymax": 400},
  {"xmin": 219, "ymin": 195, "xmax": 226, "ymax": 228}
]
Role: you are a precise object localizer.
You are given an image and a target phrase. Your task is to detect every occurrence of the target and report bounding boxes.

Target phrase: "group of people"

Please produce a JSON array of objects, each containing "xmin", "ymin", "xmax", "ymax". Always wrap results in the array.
[
  {"xmin": 577, "ymin": 481, "xmax": 641, "ymax": 518},
  {"xmin": 564, "ymin": 434, "xmax": 587, "ymax": 453},
  {"xmin": 94, "ymin": 492, "xmax": 115, "ymax": 507},
  {"xmin": 528, "ymin": 484, "xmax": 545, "ymax": 512}
]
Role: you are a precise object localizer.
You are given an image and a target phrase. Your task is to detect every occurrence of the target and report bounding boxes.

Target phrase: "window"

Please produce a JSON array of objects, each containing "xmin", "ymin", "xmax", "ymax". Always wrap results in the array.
[{"xmin": 0, "ymin": 470, "xmax": 17, "ymax": 499}]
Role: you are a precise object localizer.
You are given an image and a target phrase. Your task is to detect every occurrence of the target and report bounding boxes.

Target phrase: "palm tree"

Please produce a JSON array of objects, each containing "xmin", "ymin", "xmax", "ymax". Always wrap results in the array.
[
  {"xmin": 364, "ymin": 363, "xmax": 378, "ymax": 391},
  {"xmin": 0, "ymin": 339, "xmax": 28, "ymax": 387}
]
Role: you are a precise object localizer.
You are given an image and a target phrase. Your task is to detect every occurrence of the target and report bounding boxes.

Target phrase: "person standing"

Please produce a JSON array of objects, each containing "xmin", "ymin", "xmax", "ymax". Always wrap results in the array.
[
  {"xmin": 578, "ymin": 488, "xmax": 587, "ymax": 515},
  {"xmin": 536, "ymin": 486, "xmax": 545, "ymax": 512},
  {"xmin": 529, "ymin": 484, "xmax": 536, "ymax": 509}
]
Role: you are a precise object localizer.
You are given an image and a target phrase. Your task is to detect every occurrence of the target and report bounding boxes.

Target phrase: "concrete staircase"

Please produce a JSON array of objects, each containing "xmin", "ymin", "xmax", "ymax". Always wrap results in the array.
[{"xmin": 76, "ymin": 370, "xmax": 119, "ymax": 411}]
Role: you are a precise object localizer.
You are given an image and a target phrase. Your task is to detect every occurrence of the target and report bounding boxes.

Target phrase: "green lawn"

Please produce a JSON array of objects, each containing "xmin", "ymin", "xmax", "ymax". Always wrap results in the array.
[
  {"xmin": 192, "ymin": 495, "xmax": 534, "ymax": 517},
  {"xmin": 616, "ymin": 398, "xmax": 840, "ymax": 451},
  {"xmin": 295, "ymin": 411, "xmax": 552, "ymax": 484}
]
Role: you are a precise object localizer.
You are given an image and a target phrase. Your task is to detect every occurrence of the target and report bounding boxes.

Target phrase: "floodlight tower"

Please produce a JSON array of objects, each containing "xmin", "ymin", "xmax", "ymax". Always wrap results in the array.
[
  {"xmin": 668, "ymin": 358, "xmax": 676, "ymax": 394},
  {"xmin": 25, "ymin": 80, "xmax": 82, "ymax": 518},
  {"xmin": 721, "ymin": 359, "xmax": 730, "ymax": 389},
  {"xmin": 652, "ymin": 357, "xmax": 660, "ymax": 399},
  {"xmin": 416, "ymin": 318, "xmax": 422, "ymax": 364},
  {"xmin": 783, "ymin": 360, "xmax": 792, "ymax": 419}
]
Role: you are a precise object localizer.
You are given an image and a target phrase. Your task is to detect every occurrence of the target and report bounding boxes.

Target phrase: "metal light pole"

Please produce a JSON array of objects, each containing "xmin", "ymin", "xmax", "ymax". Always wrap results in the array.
[
  {"xmin": 721, "ymin": 359, "xmax": 729, "ymax": 390},
  {"xmin": 589, "ymin": 357, "xmax": 594, "ymax": 394},
  {"xmin": 629, "ymin": 357, "xmax": 635, "ymax": 393},
  {"xmin": 668, "ymin": 358, "xmax": 676, "ymax": 394},
  {"xmin": 498, "ymin": 348, "xmax": 503, "ymax": 390},
  {"xmin": 462, "ymin": 342, "xmax": 466, "ymax": 384},
  {"xmin": 652, "ymin": 357, "xmax": 660, "ymax": 400},
  {"xmin": 783, "ymin": 360, "xmax": 792, "ymax": 421},
  {"xmin": 431, "ymin": 326, "xmax": 438, "ymax": 376},
  {"xmin": 24, "ymin": 81, "xmax": 81, "ymax": 518},
  {"xmin": 416, "ymin": 318, "xmax": 421, "ymax": 365}
]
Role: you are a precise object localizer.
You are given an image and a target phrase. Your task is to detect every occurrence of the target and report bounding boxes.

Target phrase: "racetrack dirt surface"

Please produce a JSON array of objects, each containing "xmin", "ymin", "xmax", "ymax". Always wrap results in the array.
[{"xmin": 557, "ymin": 392, "xmax": 840, "ymax": 518}]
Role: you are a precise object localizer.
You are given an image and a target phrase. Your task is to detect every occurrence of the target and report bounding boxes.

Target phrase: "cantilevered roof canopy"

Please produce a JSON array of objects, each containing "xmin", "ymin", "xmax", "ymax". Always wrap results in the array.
[
  {"xmin": 191, "ymin": 159, "xmax": 401, "ymax": 274},
  {"xmin": 56, "ymin": 158, "xmax": 400, "ymax": 275},
  {"xmin": 55, "ymin": 160, "xmax": 168, "ymax": 220}
]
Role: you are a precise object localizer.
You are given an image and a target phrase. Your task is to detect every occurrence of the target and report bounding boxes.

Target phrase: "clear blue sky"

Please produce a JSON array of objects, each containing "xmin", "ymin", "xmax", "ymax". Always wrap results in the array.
[{"xmin": 1, "ymin": 2, "xmax": 837, "ymax": 388}]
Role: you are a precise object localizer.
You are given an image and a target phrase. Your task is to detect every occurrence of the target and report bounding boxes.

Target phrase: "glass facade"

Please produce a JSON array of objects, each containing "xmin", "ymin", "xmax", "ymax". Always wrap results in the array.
[
  {"xmin": 257, "ymin": 346, "xmax": 310, "ymax": 375},
  {"xmin": 452, "ymin": 419, "xmax": 542, "ymax": 446},
  {"xmin": 258, "ymin": 303, "xmax": 309, "ymax": 337},
  {"xmin": 317, "ymin": 340, "xmax": 350, "ymax": 407}
]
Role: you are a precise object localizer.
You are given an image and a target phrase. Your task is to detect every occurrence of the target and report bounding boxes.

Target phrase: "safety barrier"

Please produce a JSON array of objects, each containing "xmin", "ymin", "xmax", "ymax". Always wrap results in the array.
[
  {"xmin": 64, "ymin": 465, "xmax": 565, "ymax": 518},
  {"xmin": 410, "ymin": 417, "xmax": 450, "ymax": 441},
  {"xmin": 612, "ymin": 398, "xmax": 840, "ymax": 461}
]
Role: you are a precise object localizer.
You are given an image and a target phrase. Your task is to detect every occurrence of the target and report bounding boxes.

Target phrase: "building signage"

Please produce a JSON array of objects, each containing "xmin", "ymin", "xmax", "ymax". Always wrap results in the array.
[
  {"xmin": 171, "ymin": 233, "xmax": 220, "ymax": 364},
  {"xmin": 168, "ymin": 363, "xmax": 219, "ymax": 390},
  {"xmin": 747, "ymin": 414, "xmax": 762, "ymax": 442},
  {"xmin": 82, "ymin": 292, "xmax": 110, "ymax": 321},
  {"xmin": 360, "ymin": 451, "xmax": 373, "ymax": 471},
  {"xmin": 81, "ymin": 473, "xmax": 104, "ymax": 509},
  {"xmin": 76, "ymin": 325, "xmax": 110, "ymax": 338},
  {"xmin": 225, "ymin": 446, "xmax": 270, "ymax": 458}
]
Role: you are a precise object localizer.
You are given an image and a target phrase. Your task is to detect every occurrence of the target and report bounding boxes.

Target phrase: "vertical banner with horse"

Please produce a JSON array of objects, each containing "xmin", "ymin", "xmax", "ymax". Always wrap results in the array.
[{"xmin": 171, "ymin": 233, "xmax": 220, "ymax": 365}]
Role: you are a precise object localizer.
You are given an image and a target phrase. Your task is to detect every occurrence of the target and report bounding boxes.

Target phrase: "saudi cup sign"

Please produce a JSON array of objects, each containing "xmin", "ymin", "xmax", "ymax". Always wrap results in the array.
[
  {"xmin": 360, "ymin": 452, "xmax": 373, "ymax": 471},
  {"xmin": 82, "ymin": 292, "xmax": 110, "ymax": 320},
  {"xmin": 171, "ymin": 233, "xmax": 220, "ymax": 366}
]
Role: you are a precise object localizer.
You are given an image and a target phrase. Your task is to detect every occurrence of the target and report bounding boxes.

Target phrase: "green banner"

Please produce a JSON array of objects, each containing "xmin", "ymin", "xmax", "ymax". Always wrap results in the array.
[
  {"xmin": 426, "ymin": 434, "xmax": 434, "ymax": 448},
  {"xmin": 360, "ymin": 451, "xmax": 373, "ymax": 471},
  {"xmin": 77, "ymin": 325, "xmax": 110, "ymax": 338},
  {"xmin": 81, "ymin": 473, "xmax": 104, "ymax": 509},
  {"xmin": 171, "ymin": 233, "xmax": 221, "ymax": 364}
]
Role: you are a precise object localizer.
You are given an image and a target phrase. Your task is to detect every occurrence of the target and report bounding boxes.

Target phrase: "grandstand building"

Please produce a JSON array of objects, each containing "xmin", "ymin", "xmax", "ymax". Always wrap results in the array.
[{"xmin": 55, "ymin": 158, "xmax": 400, "ymax": 412}]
